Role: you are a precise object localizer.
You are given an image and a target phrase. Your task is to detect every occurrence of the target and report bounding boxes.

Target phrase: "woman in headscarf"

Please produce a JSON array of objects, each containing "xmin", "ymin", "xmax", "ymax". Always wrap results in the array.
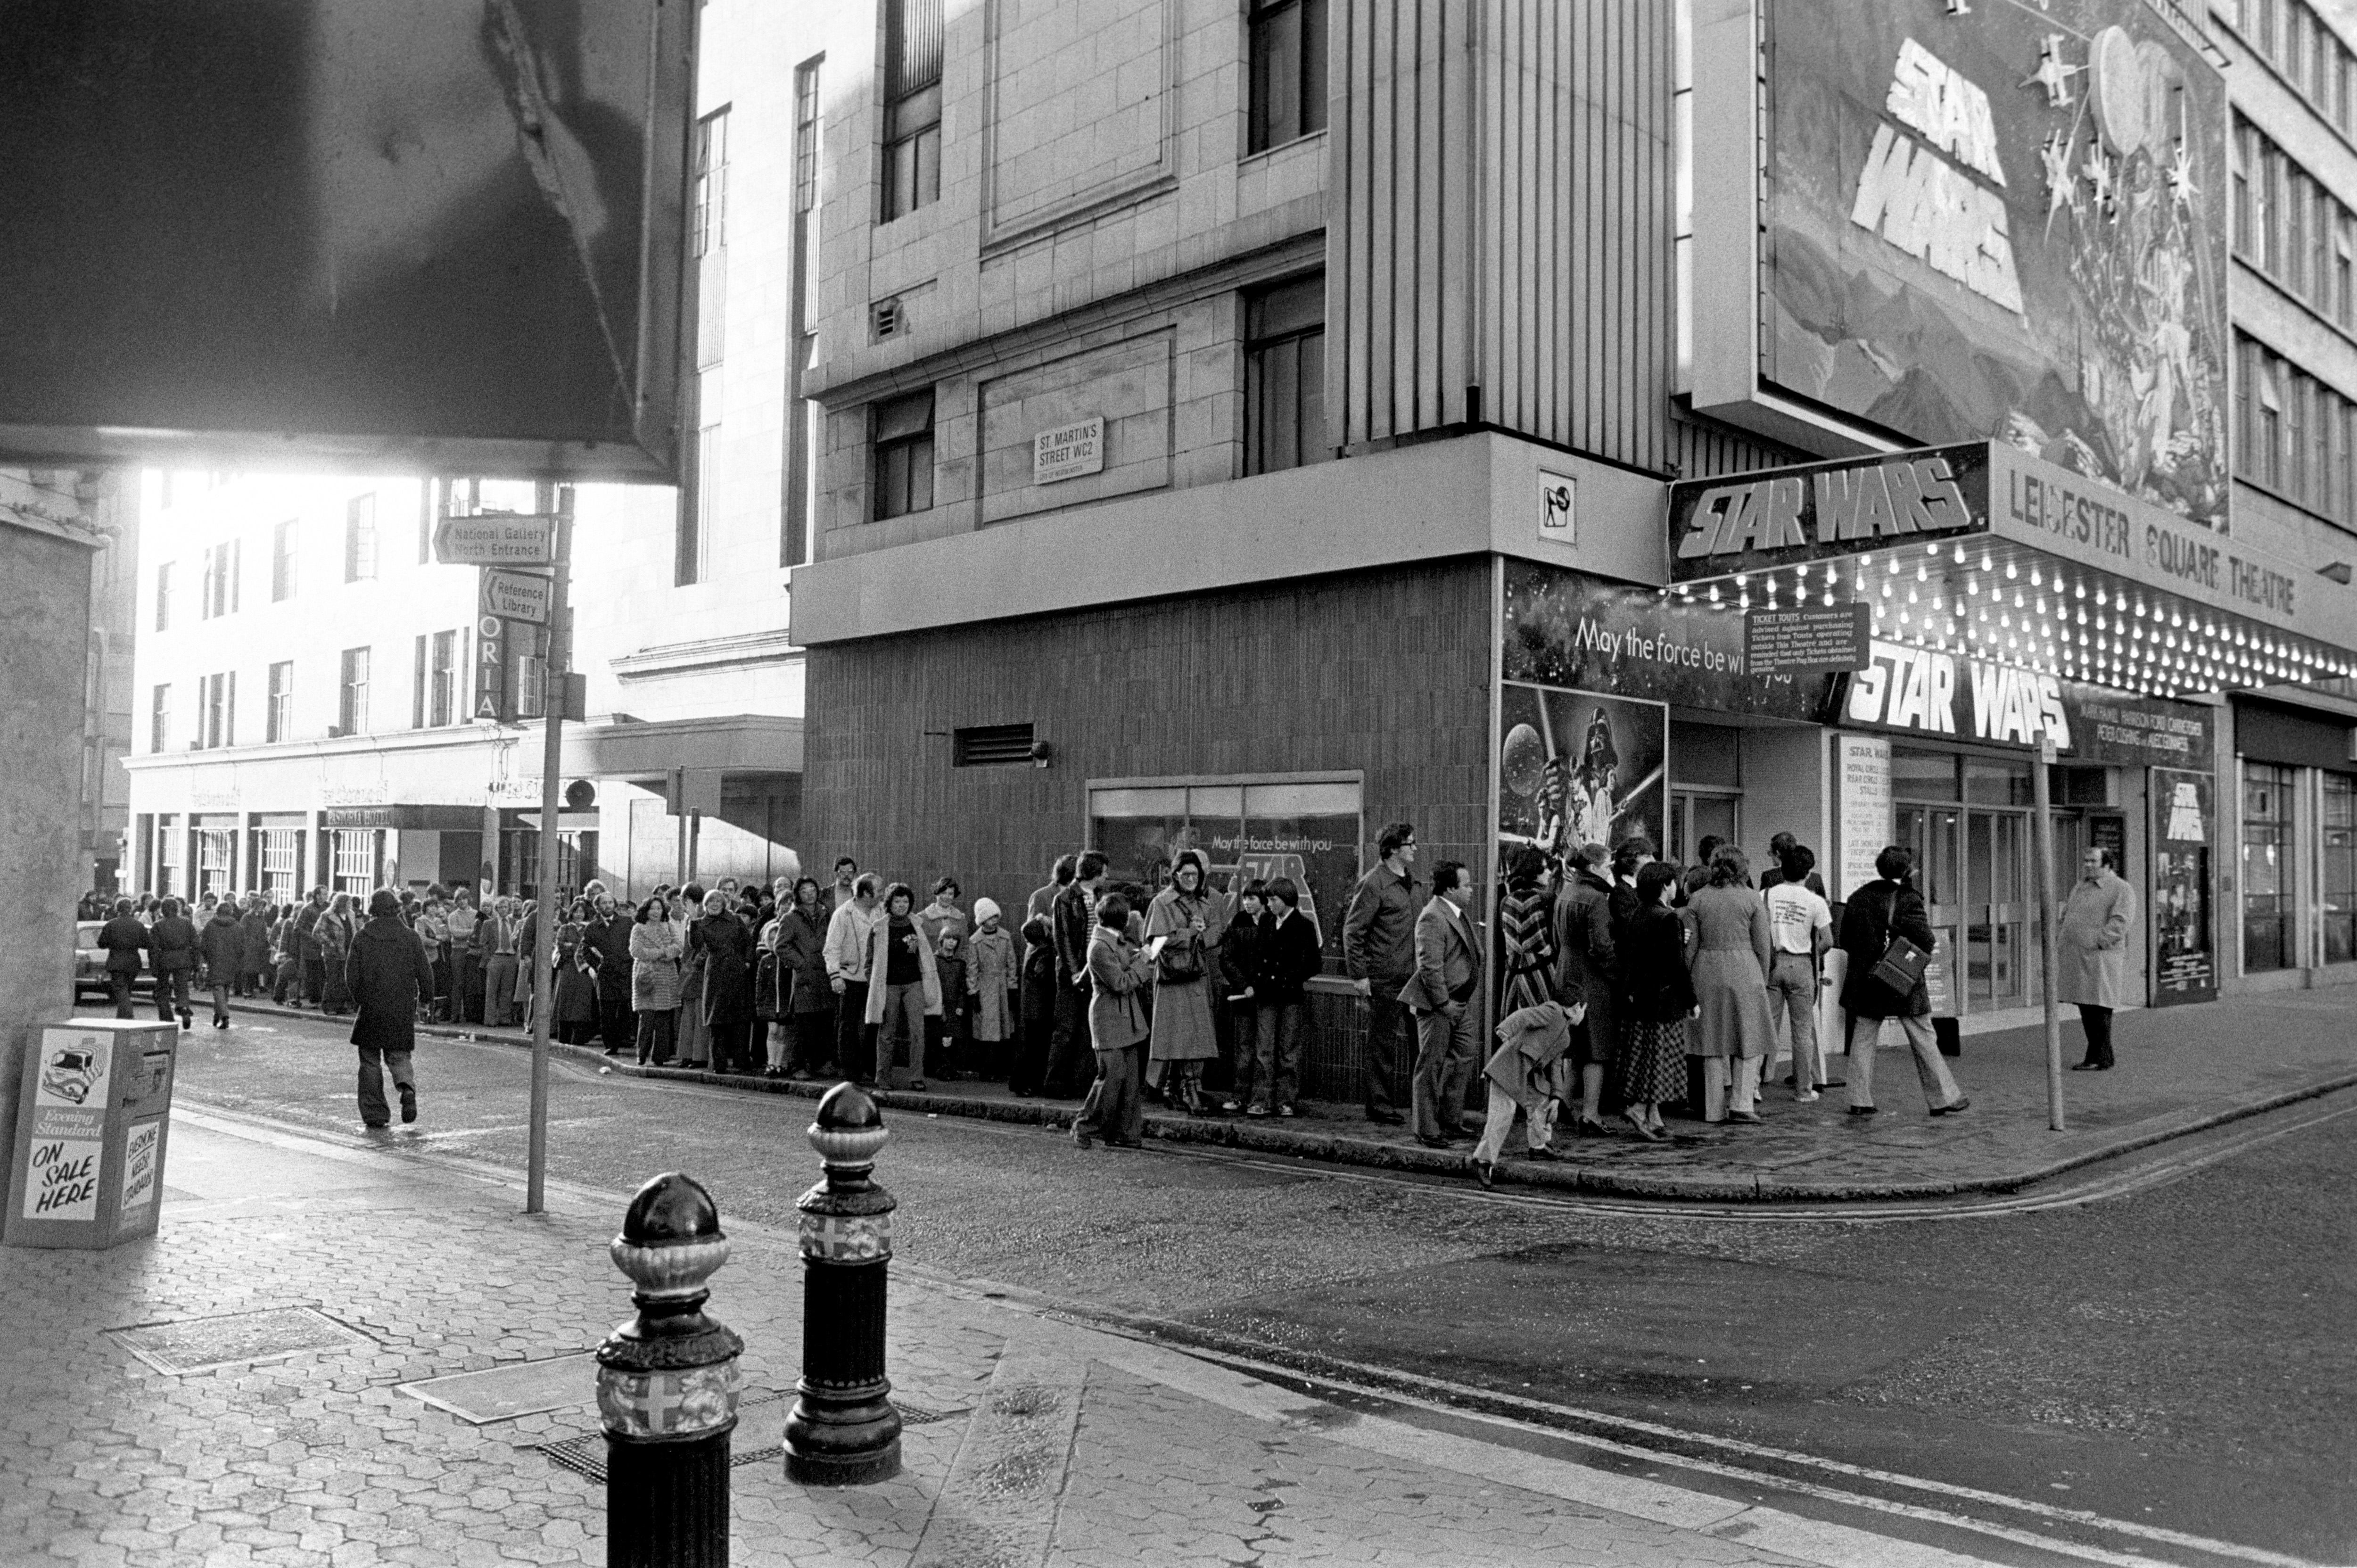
[
  {"xmin": 553, "ymin": 897, "xmax": 603, "ymax": 1047},
  {"xmin": 777, "ymin": 876, "xmax": 836, "ymax": 1079},
  {"xmin": 1144, "ymin": 849, "xmax": 1226, "ymax": 1116},
  {"xmin": 672, "ymin": 883, "xmax": 709, "ymax": 1068}
]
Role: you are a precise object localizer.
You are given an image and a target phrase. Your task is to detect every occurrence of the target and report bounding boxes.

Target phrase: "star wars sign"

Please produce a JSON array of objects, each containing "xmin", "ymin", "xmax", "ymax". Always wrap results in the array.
[{"xmin": 1668, "ymin": 443, "xmax": 1988, "ymax": 577}]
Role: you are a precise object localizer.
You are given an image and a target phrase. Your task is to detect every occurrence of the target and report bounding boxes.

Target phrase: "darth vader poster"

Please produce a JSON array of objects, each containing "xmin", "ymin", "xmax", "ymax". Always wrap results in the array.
[{"xmin": 1498, "ymin": 684, "xmax": 1668, "ymax": 871}]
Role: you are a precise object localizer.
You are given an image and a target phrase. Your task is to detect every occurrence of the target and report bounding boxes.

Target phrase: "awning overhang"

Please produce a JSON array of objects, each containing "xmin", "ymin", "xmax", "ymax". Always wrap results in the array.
[{"xmin": 1666, "ymin": 441, "xmax": 2357, "ymax": 700}]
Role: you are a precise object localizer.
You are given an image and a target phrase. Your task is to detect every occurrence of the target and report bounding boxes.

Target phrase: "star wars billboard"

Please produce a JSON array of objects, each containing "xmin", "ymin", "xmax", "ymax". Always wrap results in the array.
[{"xmin": 1747, "ymin": 0, "xmax": 2228, "ymax": 531}]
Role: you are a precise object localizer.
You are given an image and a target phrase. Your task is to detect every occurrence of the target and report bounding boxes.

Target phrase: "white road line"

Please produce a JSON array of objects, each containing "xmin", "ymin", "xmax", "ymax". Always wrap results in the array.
[{"xmin": 1158, "ymin": 1338, "xmax": 2329, "ymax": 1568}]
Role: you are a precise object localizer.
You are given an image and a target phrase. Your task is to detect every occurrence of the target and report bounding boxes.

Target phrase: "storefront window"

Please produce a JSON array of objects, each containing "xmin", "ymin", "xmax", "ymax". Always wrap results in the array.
[
  {"xmin": 331, "ymin": 830, "xmax": 378, "ymax": 898},
  {"xmin": 1892, "ymin": 747, "xmax": 1961, "ymax": 801},
  {"xmin": 2243, "ymin": 762, "xmax": 2295, "ymax": 972},
  {"xmin": 2324, "ymin": 772, "xmax": 2357, "ymax": 964},
  {"xmin": 1089, "ymin": 777, "xmax": 1361, "ymax": 970},
  {"xmin": 1963, "ymin": 757, "xmax": 2034, "ymax": 806}
]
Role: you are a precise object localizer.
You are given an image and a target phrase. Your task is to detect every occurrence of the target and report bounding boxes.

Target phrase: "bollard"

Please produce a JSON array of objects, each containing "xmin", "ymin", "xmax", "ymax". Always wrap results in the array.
[
  {"xmin": 596, "ymin": 1172, "xmax": 745, "ymax": 1568},
  {"xmin": 783, "ymin": 1082, "xmax": 903, "ymax": 1485}
]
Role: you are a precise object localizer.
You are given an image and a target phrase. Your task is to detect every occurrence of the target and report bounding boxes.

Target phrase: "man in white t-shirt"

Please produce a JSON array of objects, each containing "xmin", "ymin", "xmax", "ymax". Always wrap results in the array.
[{"xmin": 1763, "ymin": 843, "xmax": 1835, "ymax": 1100}]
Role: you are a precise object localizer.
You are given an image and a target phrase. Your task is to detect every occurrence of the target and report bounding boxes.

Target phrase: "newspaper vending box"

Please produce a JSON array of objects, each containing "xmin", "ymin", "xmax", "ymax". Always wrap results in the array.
[{"xmin": 5, "ymin": 1019, "xmax": 179, "ymax": 1249}]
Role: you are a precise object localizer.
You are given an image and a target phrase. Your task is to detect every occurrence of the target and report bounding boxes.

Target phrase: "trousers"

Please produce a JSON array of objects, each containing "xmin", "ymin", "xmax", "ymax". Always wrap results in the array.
[
  {"xmin": 2078, "ymin": 1004, "xmax": 2115, "ymax": 1068},
  {"xmin": 1700, "ymin": 1054, "xmax": 1763, "ymax": 1120},
  {"xmin": 878, "ymin": 982, "xmax": 927, "ymax": 1085},
  {"xmin": 1410, "ymin": 1002, "xmax": 1480, "ymax": 1141},
  {"xmin": 1243, "ymin": 999, "xmax": 1303, "ymax": 1111},
  {"xmin": 482, "ymin": 955, "xmax": 519, "ymax": 1027},
  {"xmin": 1044, "ymin": 980, "xmax": 1093, "ymax": 1095},
  {"xmin": 355, "ymin": 1046, "xmax": 415, "ymax": 1127},
  {"xmin": 1074, "ymin": 1044, "xmax": 1143, "ymax": 1145},
  {"xmin": 1846, "ymin": 1013, "xmax": 1964, "ymax": 1111},
  {"xmin": 834, "ymin": 981, "xmax": 874, "ymax": 1082},
  {"xmin": 1766, "ymin": 952, "xmax": 1822, "ymax": 1092},
  {"xmin": 1473, "ymin": 1081, "xmax": 1557, "ymax": 1164},
  {"xmin": 1364, "ymin": 990, "xmax": 1415, "ymax": 1116}
]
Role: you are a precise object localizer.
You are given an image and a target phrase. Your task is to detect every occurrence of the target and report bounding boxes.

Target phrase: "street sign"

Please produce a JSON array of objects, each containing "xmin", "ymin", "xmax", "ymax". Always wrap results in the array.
[
  {"xmin": 1745, "ymin": 602, "xmax": 1872, "ymax": 675},
  {"xmin": 475, "ymin": 618, "xmax": 507, "ymax": 722},
  {"xmin": 434, "ymin": 512, "xmax": 558, "ymax": 566},
  {"xmin": 479, "ymin": 569, "xmax": 552, "ymax": 625}
]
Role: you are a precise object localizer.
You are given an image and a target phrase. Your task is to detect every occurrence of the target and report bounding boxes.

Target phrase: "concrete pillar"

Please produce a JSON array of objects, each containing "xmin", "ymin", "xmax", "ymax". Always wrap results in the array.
[{"xmin": 0, "ymin": 511, "xmax": 103, "ymax": 1181}]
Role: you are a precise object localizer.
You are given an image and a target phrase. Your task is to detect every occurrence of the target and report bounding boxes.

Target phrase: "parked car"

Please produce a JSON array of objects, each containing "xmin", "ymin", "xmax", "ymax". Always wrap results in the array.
[{"xmin": 73, "ymin": 920, "xmax": 148, "ymax": 1007}]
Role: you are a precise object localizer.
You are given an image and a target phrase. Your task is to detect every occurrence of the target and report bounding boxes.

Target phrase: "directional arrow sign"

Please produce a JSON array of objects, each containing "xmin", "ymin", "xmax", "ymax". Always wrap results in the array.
[
  {"xmin": 480, "ymin": 569, "xmax": 552, "ymax": 625},
  {"xmin": 434, "ymin": 512, "xmax": 557, "ymax": 566}
]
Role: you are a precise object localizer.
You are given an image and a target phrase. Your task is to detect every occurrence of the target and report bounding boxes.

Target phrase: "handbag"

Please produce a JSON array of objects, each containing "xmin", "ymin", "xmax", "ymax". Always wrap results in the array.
[
  {"xmin": 1868, "ymin": 934, "xmax": 1930, "ymax": 996},
  {"xmin": 1156, "ymin": 931, "xmax": 1204, "ymax": 983}
]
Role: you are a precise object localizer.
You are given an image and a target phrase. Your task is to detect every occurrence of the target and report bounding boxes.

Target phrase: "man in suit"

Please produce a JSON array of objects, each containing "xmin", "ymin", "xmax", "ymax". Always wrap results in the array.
[
  {"xmin": 1399, "ymin": 859, "xmax": 1483, "ymax": 1148},
  {"xmin": 1838, "ymin": 845, "xmax": 1969, "ymax": 1117}
]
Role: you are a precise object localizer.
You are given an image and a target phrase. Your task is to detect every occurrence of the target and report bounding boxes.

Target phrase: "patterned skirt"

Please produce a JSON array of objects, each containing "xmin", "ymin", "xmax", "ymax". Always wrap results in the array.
[{"xmin": 1621, "ymin": 1017, "xmax": 1688, "ymax": 1106}]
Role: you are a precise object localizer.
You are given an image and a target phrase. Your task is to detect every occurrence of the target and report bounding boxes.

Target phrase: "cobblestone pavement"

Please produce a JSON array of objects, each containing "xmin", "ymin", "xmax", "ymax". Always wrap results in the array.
[
  {"xmin": 225, "ymin": 984, "xmax": 2357, "ymax": 1200},
  {"xmin": 0, "ymin": 1107, "xmax": 2045, "ymax": 1568}
]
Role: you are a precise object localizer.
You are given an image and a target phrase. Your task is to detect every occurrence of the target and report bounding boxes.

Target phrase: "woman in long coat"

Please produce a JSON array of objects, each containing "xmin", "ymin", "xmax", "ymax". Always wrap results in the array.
[
  {"xmin": 1618, "ymin": 862, "xmax": 1696, "ymax": 1142},
  {"xmin": 690, "ymin": 888, "xmax": 757, "ymax": 1074},
  {"xmin": 966, "ymin": 897, "xmax": 1019, "ymax": 1078},
  {"xmin": 316, "ymin": 893, "xmax": 358, "ymax": 1016},
  {"xmin": 1497, "ymin": 847, "xmax": 1558, "ymax": 1013},
  {"xmin": 1144, "ymin": 850, "xmax": 1226, "ymax": 1115},
  {"xmin": 777, "ymin": 877, "xmax": 835, "ymax": 1078},
  {"xmin": 1685, "ymin": 847, "xmax": 1776, "ymax": 1124},
  {"xmin": 552, "ymin": 898, "xmax": 603, "ymax": 1046},
  {"xmin": 628, "ymin": 896, "xmax": 682, "ymax": 1065}
]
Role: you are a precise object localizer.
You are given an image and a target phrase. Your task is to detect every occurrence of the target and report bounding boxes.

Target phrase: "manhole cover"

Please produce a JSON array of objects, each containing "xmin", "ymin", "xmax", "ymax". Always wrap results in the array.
[
  {"xmin": 400, "ymin": 1352, "xmax": 598, "ymax": 1424},
  {"xmin": 110, "ymin": 1306, "xmax": 375, "ymax": 1375}
]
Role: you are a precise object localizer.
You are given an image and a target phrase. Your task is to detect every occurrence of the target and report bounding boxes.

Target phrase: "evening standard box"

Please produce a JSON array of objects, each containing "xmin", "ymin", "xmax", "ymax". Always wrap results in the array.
[{"xmin": 4, "ymin": 1020, "xmax": 178, "ymax": 1249}]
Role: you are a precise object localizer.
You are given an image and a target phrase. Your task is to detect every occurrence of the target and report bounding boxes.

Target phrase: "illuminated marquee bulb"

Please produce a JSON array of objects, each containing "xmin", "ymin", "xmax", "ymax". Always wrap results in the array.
[
  {"xmin": 1734, "ymin": 573, "xmax": 1749, "ymax": 588},
  {"xmin": 1954, "ymin": 544, "xmax": 1969, "ymax": 565}
]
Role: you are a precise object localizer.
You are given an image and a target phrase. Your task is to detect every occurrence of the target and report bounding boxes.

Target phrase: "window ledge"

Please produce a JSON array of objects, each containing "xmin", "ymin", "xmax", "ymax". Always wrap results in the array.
[{"xmin": 1241, "ymin": 128, "xmax": 1326, "ymax": 170}]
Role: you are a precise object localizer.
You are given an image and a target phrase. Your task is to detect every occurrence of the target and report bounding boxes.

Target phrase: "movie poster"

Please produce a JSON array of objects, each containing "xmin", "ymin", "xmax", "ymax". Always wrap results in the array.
[
  {"xmin": 2149, "ymin": 766, "xmax": 2216, "ymax": 1007},
  {"xmin": 1499, "ymin": 684, "xmax": 1670, "ymax": 875},
  {"xmin": 1763, "ymin": 0, "xmax": 2229, "ymax": 531}
]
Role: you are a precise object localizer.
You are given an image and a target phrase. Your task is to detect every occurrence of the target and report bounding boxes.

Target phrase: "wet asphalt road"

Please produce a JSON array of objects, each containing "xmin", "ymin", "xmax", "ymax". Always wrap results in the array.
[{"xmin": 173, "ymin": 1010, "xmax": 2356, "ymax": 1562}]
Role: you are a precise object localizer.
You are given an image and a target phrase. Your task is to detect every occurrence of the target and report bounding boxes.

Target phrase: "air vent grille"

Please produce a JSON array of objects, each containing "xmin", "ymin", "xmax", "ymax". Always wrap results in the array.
[
  {"xmin": 871, "ymin": 297, "xmax": 904, "ymax": 340},
  {"xmin": 953, "ymin": 723, "xmax": 1034, "ymax": 767}
]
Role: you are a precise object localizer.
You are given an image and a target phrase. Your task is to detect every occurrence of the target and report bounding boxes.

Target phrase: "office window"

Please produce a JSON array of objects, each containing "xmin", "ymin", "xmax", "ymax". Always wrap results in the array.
[
  {"xmin": 413, "ymin": 634, "xmax": 429, "ymax": 728},
  {"xmin": 1244, "ymin": 272, "xmax": 1328, "ymax": 475},
  {"xmin": 199, "ymin": 671, "xmax": 235, "ymax": 750},
  {"xmin": 2338, "ymin": 217, "xmax": 2353, "ymax": 327},
  {"xmin": 2232, "ymin": 123, "xmax": 2253, "ymax": 260},
  {"xmin": 272, "ymin": 519, "xmax": 298, "ymax": 601},
  {"xmin": 1248, "ymin": 0, "xmax": 1327, "ymax": 153},
  {"xmin": 200, "ymin": 540, "xmax": 240, "ymax": 619},
  {"xmin": 872, "ymin": 389, "xmax": 935, "ymax": 519},
  {"xmin": 150, "ymin": 684, "xmax": 172, "ymax": 754},
  {"xmin": 2326, "ymin": 772, "xmax": 2357, "ymax": 965},
  {"xmin": 2260, "ymin": 146, "xmax": 2282, "ymax": 275},
  {"xmin": 2287, "ymin": 170, "xmax": 2308, "ymax": 297},
  {"xmin": 266, "ymin": 661, "xmax": 293, "ymax": 743},
  {"xmin": 693, "ymin": 108, "xmax": 729, "ymax": 369},
  {"xmin": 2259, "ymin": 0, "xmax": 2279, "ymax": 59},
  {"xmin": 2258, "ymin": 351, "xmax": 2283, "ymax": 490},
  {"xmin": 2288, "ymin": 372, "xmax": 2310, "ymax": 503},
  {"xmin": 786, "ymin": 56, "xmax": 824, "ymax": 570},
  {"xmin": 338, "ymin": 646, "xmax": 370, "ymax": 734},
  {"xmin": 154, "ymin": 561, "xmax": 173, "ymax": 631},
  {"xmin": 882, "ymin": 0, "xmax": 943, "ymax": 221},
  {"xmin": 679, "ymin": 414, "xmax": 717, "ymax": 585},
  {"xmin": 430, "ymin": 630, "xmax": 457, "ymax": 727},
  {"xmin": 345, "ymin": 493, "xmax": 377, "ymax": 581}
]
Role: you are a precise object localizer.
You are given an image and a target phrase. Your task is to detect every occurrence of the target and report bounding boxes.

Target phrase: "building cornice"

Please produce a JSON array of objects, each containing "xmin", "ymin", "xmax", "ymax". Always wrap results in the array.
[{"xmin": 609, "ymin": 628, "xmax": 801, "ymax": 679}]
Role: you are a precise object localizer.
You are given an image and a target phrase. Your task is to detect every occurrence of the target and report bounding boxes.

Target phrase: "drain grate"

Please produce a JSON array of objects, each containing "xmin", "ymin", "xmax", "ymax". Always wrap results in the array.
[
  {"xmin": 110, "ymin": 1306, "xmax": 375, "ymax": 1376},
  {"xmin": 399, "ymin": 1352, "xmax": 598, "ymax": 1425},
  {"xmin": 536, "ymin": 1394, "xmax": 964, "ymax": 1484}
]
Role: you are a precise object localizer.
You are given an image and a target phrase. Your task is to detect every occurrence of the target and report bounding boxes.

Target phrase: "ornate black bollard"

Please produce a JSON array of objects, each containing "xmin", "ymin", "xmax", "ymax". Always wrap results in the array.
[
  {"xmin": 596, "ymin": 1172, "xmax": 744, "ymax": 1568},
  {"xmin": 783, "ymin": 1082, "xmax": 903, "ymax": 1485}
]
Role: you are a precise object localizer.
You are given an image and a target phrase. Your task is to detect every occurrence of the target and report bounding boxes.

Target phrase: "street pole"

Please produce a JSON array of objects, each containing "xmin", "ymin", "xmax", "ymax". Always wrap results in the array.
[
  {"xmin": 2033, "ymin": 732, "xmax": 2065, "ymax": 1132},
  {"xmin": 526, "ymin": 484, "xmax": 574, "ymax": 1215}
]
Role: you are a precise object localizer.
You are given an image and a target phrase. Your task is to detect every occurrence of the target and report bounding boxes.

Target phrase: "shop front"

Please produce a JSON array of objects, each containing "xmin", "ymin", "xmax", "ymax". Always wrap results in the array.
[
  {"xmin": 1486, "ymin": 439, "xmax": 2357, "ymax": 1026},
  {"xmin": 2224, "ymin": 693, "xmax": 2357, "ymax": 986}
]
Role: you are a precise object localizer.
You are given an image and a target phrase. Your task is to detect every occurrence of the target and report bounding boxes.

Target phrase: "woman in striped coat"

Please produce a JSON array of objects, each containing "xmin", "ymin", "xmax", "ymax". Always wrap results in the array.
[{"xmin": 1497, "ymin": 847, "xmax": 1558, "ymax": 1014}]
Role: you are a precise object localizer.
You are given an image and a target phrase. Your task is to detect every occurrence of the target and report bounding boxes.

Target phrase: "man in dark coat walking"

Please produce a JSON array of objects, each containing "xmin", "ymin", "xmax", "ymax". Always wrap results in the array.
[
  {"xmin": 148, "ymin": 898, "xmax": 199, "ymax": 1031},
  {"xmin": 1838, "ymin": 845, "xmax": 1969, "ymax": 1118},
  {"xmin": 346, "ymin": 889, "xmax": 436, "ymax": 1128},
  {"xmin": 99, "ymin": 899, "xmax": 149, "ymax": 1018}
]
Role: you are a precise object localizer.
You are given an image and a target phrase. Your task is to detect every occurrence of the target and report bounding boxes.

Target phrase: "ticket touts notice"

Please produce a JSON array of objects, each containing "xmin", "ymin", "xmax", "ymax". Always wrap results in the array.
[{"xmin": 23, "ymin": 1029, "xmax": 110, "ymax": 1221}]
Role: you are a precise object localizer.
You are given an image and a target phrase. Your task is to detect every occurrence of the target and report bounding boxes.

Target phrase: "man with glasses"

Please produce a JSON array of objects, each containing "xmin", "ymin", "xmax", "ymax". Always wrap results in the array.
[{"xmin": 1344, "ymin": 822, "xmax": 1422, "ymax": 1127}]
